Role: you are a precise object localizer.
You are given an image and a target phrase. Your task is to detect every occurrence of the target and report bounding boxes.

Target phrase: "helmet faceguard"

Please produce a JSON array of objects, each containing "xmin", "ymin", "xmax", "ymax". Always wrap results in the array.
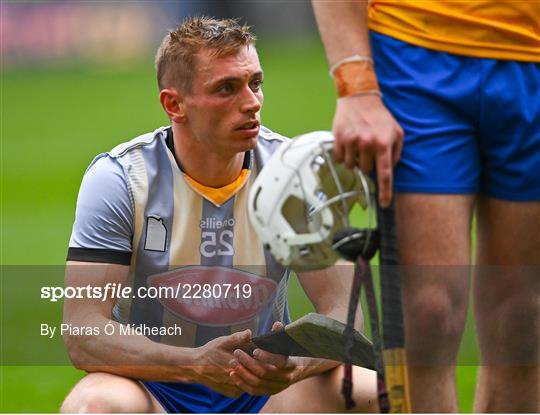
[{"xmin": 249, "ymin": 131, "xmax": 376, "ymax": 271}]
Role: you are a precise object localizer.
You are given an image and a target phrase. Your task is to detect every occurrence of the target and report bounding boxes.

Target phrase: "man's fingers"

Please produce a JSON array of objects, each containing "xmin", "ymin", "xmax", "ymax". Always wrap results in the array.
[
  {"xmin": 332, "ymin": 135, "xmax": 345, "ymax": 163},
  {"xmin": 230, "ymin": 371, "xmax": 256, "ymax": 395},
  {"xmin": 230, "ymin": 361, "xmax": 265, "ymax": 385},
  {"xmin": 392, "ymin": 132, "xmax": 403, "ymax": 167},
  {"xmin": 223, "ymin": 329, "xmax": 251, "ymax": 347},
  {"xmin": 253, "ymin": 348, "xmax": 289, "ymax": 368},
  {"xmin": 358, "ymin": 146, "xmax": 374, "ymax": 174},
  {"xmin": 343, "ymin": 142, "xmax": 358, "ymax": 169},
  {"xmin": 208, "ymin": 377, "xmax": 243, "ymax": 398},
  {"xmin": 230, "ymin": 366, "xmax": 284, "ymax": 393},
  {"xmin": 376, "ymin": 146, "xmax": 393, "ymax": 208},
  {"xmin": 230, "ymin": 371, "xmax": 277, "ymax": 396},
  {"xmin": 233, "ymin": 349, "xmax": 276, "ymax": 378},
  {"xmin": 271, "ymin": 321, "xmax": 284, "ymax": 331}
]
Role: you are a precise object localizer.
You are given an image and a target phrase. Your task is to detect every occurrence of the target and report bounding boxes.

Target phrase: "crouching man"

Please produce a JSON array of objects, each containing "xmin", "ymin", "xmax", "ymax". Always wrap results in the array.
[{"xmin": 61, "ymin": 16, "xmax": 378, "ymax": 413}]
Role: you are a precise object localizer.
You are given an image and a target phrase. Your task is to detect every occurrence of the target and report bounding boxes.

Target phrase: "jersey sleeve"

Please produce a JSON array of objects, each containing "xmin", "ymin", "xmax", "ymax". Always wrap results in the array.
[{"xmin": 67, "ymin": 155, "xmax": 134, "ymax": 265}]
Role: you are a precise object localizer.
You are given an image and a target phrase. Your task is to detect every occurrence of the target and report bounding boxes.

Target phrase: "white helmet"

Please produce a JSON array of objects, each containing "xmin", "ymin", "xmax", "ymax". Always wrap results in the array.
[{"xmin": 249, "ymin": 131, "xmax": 377, "ymax": 271}]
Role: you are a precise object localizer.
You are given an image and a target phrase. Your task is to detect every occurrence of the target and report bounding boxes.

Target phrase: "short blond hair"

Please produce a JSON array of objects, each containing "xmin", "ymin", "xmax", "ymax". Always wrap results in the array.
[{"xmin": 155, "ymin": 16, "xmax": 256, "ymax": 93}]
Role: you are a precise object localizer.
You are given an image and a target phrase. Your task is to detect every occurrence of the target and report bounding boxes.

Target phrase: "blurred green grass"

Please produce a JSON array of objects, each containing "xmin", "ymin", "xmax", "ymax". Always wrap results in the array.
[{"xmin": 1, "ymin": 38, "xmax": 478, "ymax": 412}]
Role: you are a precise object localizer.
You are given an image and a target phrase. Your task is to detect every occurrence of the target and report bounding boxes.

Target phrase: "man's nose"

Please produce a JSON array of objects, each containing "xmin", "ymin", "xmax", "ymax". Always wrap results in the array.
[{"xmin": 240, "ymin": 86, "xmax": 262, "ymax": 113}]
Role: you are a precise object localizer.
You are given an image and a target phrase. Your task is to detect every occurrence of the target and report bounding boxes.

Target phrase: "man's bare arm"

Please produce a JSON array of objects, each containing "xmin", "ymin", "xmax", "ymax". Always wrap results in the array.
[
  {"xmin": 63, "ymin": 261, "xmax": 247, "ymax": 397},
  {"xmin": 312, "ymin": 0, "xmax": 404, "ymax": 208},
  {"xmin": 298, "ymin": 262, "xmax": 363, "ymax": 329},
  {"xmin": 312, "ymin": 0, "xmax": 371, "ymax": 62}
]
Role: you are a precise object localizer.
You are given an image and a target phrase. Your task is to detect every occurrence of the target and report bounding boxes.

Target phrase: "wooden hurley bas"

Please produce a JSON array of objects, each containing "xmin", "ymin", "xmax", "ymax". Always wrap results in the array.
[{"xmin": 245, "ymin": 313, "xmax": 376, "ymax": 370}]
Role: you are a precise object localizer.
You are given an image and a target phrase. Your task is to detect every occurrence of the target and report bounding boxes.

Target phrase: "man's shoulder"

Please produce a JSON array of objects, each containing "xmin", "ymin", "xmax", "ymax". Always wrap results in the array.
[
  {"xmin": 107, "ymin": 126, "xmax": 168, "ymax": 159},
  {"xmin": 255, "ymin": 126, "xmax": 290, "ymax": 168},
  {"xmin": 83, "ymin": 126, "xmax": 168, "ymax": 183}
]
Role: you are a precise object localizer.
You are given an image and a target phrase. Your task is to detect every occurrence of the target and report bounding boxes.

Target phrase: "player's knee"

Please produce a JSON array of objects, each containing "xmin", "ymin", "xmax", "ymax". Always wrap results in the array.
[
  {"xmin": 61, "ymin": 392, "xmax": 108, "ymax": 413},
  {"xmin": 406, "ymin": 291, "xmax": 465, "ymax": 361},
  {"xmin": 409, "ymin": 294, "xmax": 458, "ymax": 335},
  {"xmin": 61, "ymin": 385, "xmax": 108, "ymax": 413},
  {"xmin": 485, "ymin": 295, "xmax": 539, "ymax": 364},
  {"xmin": 61, "ymin": 373, "xmax": 152, "ymax": 413}
]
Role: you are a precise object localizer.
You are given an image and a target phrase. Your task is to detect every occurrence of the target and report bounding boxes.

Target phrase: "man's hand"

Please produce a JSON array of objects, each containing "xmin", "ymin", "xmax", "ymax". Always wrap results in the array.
[
  {"xmin": 229, "ymin": 322, "xmax": 300, "ymax": 396},
  {"xmin": 332, "ymin": 94, "xmax": 404, "ymax": 208},
  {"xmin": 194, "ymin": 329, "xmax": 253, "ymax": 397}
]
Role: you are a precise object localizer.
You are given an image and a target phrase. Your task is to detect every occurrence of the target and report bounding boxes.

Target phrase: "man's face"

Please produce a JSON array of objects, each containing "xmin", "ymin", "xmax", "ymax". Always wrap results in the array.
[{"xmin": 183, "ymin": 45, "xmax": 263, "ymax": 156}]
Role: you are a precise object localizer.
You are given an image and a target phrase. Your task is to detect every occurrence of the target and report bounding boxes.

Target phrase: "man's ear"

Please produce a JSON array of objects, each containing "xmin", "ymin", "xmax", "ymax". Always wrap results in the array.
[{"xmin": 159, "ymin": 88, "xmax": 186, "ymax": 123}]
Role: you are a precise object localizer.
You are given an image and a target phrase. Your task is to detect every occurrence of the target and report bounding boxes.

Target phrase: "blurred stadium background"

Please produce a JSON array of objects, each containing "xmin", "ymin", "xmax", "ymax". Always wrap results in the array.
[{"xmin": 1, "ymin": 1, "xmax": 478, "ymax": 412}]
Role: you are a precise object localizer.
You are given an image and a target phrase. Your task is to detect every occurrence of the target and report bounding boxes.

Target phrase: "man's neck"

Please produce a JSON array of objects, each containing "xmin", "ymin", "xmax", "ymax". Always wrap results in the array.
[{"xmin": 169, "ymin": 126, "xmax": 245, "ymax": 188}]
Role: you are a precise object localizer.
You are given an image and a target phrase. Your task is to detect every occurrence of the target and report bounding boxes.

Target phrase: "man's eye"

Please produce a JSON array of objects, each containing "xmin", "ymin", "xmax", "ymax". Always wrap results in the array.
[
  {"xmin": 218, "ymin": 83, "xmax": 233, "ymax": 94},
  {"xmin": 250, "ymin": 79, "xmax": 263, "ymax": 91}
]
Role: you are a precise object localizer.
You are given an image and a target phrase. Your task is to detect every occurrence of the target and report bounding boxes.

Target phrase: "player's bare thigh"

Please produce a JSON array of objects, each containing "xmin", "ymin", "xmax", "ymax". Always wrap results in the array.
[
  {"xmin": 395, "ymin": 194, "xmax": 474, "ymax": 266},
  {"xmin": 475, "ymin": 197, "xmax": 539, "ymax": 266},
  {"xmin": 261, "ymin": 365, "xmax": 378, "ymax": 413},
  {"xmin": 60, "ymin": 372, "xmax": 165, "ymax": 413}
]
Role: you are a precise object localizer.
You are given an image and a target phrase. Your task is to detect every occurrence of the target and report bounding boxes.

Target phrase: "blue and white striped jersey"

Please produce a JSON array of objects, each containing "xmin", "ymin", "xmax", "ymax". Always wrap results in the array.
[{"xmin": 68, "ymin": 126, "xmax": 291, "ymax": 348}]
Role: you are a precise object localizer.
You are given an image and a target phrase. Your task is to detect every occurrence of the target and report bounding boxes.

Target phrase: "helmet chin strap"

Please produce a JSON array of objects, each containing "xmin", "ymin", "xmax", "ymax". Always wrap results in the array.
[
  {"xmin": 322, "ymin": 136, "xmax": 385, "ymax": 409},
  {"xmin": 333, "ymin": 228, "xmax": 390, "ymax": 412}
]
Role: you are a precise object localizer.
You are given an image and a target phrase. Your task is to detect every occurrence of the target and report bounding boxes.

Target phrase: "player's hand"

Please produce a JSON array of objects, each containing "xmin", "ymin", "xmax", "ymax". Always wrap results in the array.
[
  {"xmin": 332, "ymin": 94, "xmax": 404, "ymax": 208},
  {"xmin": 229, "ymin": 322, "xmax": 300, "ymax": 396},
  {"xmin": 194, "ymin": 329, "xmax": 252, "ymax": 398}
]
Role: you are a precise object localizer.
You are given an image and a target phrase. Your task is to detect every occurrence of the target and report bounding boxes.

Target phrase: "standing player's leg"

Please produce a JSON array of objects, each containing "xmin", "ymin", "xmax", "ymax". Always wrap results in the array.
[
  {"xmin": 473, "ymin": 197, "xmax": 540, "ymax": 412},
  {"xmin": 472, "ymin": 57, "xmax": 540, "ymax": 412},
  {"xmin": 395, "ymin": 194, "xmax": 474, "ymax": 412},
  {"xmin": 60, "ymin": 372, "xmax": 165, "ymax": 413},
  {"xmin": 370, "ymin": 31, "xmax": 481, "ymax": 411}
]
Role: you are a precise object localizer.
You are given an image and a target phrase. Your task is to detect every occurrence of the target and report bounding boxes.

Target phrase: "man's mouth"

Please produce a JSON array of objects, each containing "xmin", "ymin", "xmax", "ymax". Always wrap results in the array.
[{"xmin": 237, "ymin": 120, "xmax": 260, "ymax": 130}]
